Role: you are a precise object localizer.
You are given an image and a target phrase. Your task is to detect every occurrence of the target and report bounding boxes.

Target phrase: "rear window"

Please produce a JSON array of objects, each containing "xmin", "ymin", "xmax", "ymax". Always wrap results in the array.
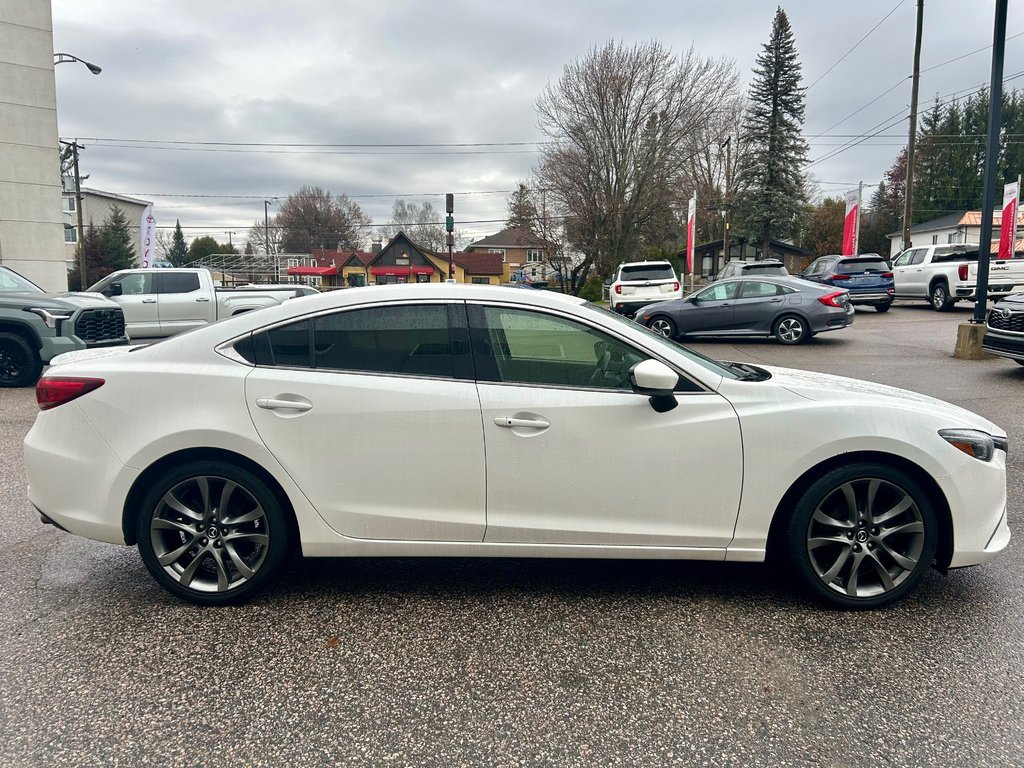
[
  {"xmin": 933, "ymin": 247, "xmax": 980, "ymax": 263},
  {"xmin": 744, "ymin": 264, "xmax": 788, "ymax": 275},
  {"xmin": 618, "ymin": 264, "xmax": 676, "ymax": 281},
  {"xmin": 836, "ymin": 258, "xmax": 889, "ymax": 273}
]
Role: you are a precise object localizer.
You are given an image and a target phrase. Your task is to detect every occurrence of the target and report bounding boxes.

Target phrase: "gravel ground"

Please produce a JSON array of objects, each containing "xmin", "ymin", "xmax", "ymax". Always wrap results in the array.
[{"xmin": 0, "ymin": 301, "xmax": 1021, "ymax": 767}]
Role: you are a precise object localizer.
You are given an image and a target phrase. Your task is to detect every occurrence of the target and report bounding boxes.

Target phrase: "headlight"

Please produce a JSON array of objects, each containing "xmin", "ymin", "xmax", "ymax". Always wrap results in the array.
[
  {"xmin": 939, "ymin": 429, "xmax": 1005, "ymax": 462},
  {"xmin": 26, "ymin": 307, "xmax": 74, "ymax": 330}
]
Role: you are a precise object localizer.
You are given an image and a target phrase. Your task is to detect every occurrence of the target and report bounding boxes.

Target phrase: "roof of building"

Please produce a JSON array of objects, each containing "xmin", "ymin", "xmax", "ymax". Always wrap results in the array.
[
  {"xmin": 75, "ymin": 187, "xmax": 153, "ymax": 208},
  {"xmin": 452, "ymin": 251, "xmax": 504, "ymax": 275},
  {"xmin": 467, "ymin": 227, "xmax": 551, "ymax": 250}
]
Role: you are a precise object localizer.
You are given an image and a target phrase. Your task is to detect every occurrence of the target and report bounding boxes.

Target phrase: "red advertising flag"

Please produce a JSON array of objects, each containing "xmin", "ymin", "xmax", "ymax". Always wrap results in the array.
[
  {"xmin": 841, "ymin": 188, "xmax": 860, "ymax": 256},
  {"xmin": 998, "ymin": 180, "xmax": 1019, "ymax": 260},
  {"xmin": 686, "ymin": 196, "xmax": 696, "ymax": 274}
]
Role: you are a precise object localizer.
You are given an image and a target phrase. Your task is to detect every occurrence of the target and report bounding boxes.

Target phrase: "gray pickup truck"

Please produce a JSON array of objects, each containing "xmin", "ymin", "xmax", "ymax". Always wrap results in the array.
[{"xmin": 0, "ymin": 265, "xmax": 128, "ymax": 387}]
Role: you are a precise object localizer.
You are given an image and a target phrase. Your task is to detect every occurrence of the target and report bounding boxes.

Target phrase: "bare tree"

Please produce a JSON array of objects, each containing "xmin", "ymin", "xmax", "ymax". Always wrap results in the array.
[
  {"xmin": 276, "ymin": 186, "xmax": 371, "ymax": 252},
  {"xmin": 535, "ymin": 40, "xmax": 740, "ymax": 285},
  {"xmin": 381, "ymin": 199, "xmax": 448, "ymax": 251},
  {"xmin": 245, "ymin": 217, "xmax": 284, "ymax": 255}
]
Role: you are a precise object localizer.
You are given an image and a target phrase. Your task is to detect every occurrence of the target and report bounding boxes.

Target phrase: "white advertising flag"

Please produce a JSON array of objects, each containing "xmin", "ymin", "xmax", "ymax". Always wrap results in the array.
[{"xmin": 140, "ymin": 204, "xmax": 156, "ymax": 267}]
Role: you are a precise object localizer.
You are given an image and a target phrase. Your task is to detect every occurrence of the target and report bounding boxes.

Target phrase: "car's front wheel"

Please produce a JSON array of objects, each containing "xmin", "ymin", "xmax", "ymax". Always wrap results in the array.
[
  {"xmin": 0, "ymin": 331, "xmax": 43, "ymax": 388},
  {"xmin": 786, "ymin": 462, "xmax": 938, "ymax": 609},
  {"xmin": 648, "ymin": 316, "xmax": 677, "ymax": 339},
  {"xmin": 773, "ymin": 315, "xmax": 809, "ymax": 344},
  {"xmin": 136, "ymin": 461, "xmax": 291, "ymax": 605}
]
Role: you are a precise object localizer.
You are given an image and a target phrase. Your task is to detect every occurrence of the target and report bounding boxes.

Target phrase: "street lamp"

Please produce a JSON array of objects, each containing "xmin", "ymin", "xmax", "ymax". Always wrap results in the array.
[
  {"xmin": 264, "ymin": 199, "xmax": 277, "ymax": 280},
  {"xmin": 54, "ymin": 52, "xmax": 101, "ymax": 288},
  {"xmin": 53, "ymin": 53, "xmax": 102, "ymax": 75}
]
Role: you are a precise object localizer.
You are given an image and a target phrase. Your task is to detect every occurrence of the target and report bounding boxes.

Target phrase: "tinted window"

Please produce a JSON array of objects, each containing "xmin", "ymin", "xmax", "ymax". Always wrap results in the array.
[
  {"xmin": 933, "ymin": 247, "xmax": 980, "ymax": 263},
  {"xmin": 256, "ymin": 319, "xmax": 311, "ymax": 368},
  {"xmin": 739, "ymin": 281, "xmax": 782, "ymax": 298},
  {"xmin": 618, "ymin": 264, "xmax": 676, "ymax": 281},
  {"xmin": 744, "ymin": 264, "xmax": 788, "ymax": 276},
  {"xmin": 160, "ymin": 273, "xmax": 201, "ymax": 294},
  {"xmin": 697, "ymin": 282, "xmax": 741, "ymax": 301},
  {"xmin": 313, "ymin": 305, "xmax": 453, "ymax": 378},
  {"xmin": 835, "ymin": 258, "xmax": 889, "ymax": 273},
  {"xmin": 118, "ymin": 273, "xmax": 154, "ymax": 295},
  {"xmin": 476, "ymin": 306, "xmax": 648, "ymax": 390}
]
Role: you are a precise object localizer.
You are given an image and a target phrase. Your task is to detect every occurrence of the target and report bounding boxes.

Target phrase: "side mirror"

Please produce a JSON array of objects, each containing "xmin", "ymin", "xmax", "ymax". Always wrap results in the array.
[
  {"xmin": 630, "ymin": 359, "xmax": 678, "ymax": 413},
  {"xmin": 102, "ymin": 283, "xmax": 123, "ymax": 297}
]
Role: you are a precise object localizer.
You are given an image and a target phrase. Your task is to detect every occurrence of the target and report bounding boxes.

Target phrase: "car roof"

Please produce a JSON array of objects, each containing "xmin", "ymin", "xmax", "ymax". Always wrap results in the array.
[{"xmin": 713, "ymin": 275, "xmax": 831, "ymax": 291}]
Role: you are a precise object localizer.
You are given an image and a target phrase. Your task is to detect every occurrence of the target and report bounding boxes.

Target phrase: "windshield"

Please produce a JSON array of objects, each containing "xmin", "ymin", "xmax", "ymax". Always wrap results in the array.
[
  {"xmin": 619, "ymin": 265, "xmax": 675, "ymax": 281},
  {"xmin": 588, "ymin": 303, "xmax": 743, "ymax": 380},
  {"xmin": 0, "ymin": 266, "xmax": 44, "ymax": 294}
]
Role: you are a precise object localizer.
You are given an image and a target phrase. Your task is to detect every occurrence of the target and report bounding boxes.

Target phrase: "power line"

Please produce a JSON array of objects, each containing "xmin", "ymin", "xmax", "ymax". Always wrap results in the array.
[{"xmin": 806, "ymin": 0, "xmax": 906, "ymax": 91}]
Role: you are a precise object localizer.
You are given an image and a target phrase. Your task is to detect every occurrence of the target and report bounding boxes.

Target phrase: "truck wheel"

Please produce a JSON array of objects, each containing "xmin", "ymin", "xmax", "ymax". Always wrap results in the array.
[
  {"xmin": 930, "ymin": 282, "xmax": 953, "ymax": 311},
  {"xmin": 0, "ymin": 332, "xmax": 43, "ymax": 388}
]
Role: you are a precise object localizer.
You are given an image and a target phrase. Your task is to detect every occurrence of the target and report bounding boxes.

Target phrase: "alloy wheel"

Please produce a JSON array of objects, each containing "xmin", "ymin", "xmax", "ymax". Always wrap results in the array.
[
  {"xmin": 149, "ymin": 475, "xmax": 270, "ymax": 593},
  {"xmin": 649, "ymin": 318, "xmax": 674, "ymax": 338},
  {"xmin": 805, "ymin": 477, "xmax": 926, "ymax": 599},
  {"xmin": 775, "ymin": 317, "xmax": 805, "ymax": 343}
]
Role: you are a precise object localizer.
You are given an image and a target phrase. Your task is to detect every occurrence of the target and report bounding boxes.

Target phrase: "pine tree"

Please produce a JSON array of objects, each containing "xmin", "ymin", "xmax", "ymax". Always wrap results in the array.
[
  {"xmin": 735, "ymin": 6, "xmax": 809, "ymax": 256},
  {"xmin": 99, "ymin": 204, "xmax": 137, "ymax": 275},
  {"xmin": 505, "ymin": 182, "xmax": 539, "ymax": 232},
  {"xmin": 169, "ymin": 220, "xmax": 189, "ymax": 266},
  {"xmin": 67, "ymin": 221, "xmax": 105, "ymax": 290}
]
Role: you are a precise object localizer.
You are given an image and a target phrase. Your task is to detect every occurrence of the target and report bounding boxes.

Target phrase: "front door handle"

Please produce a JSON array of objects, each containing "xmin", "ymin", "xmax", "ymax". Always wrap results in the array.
[
  {"xmin": 256, "ymin": 398, "xmax": 312, "ymax": 412},
  {"xmin": 494, "ymin": 416, "xmax": 550, "ymax": 430},
  {"xmin": 142, "ymin": 298, "xmax": 156, "ymax": 304},
  {"xmin": 196, "ymin": 297, "xmax": 211, "ymax": 302}
]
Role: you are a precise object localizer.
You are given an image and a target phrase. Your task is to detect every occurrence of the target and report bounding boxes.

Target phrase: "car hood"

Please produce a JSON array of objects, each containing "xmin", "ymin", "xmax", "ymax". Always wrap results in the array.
[
  {"xmin": 0, "ymin": 290, "xmax": 120, "ymax": 311},
  {"xmin": 760, "ymin": 365, "xmax": 1005, "ymax": 436},
  {"xmin": 993, "ymin": 292, "xmax": 1024, "ymax": 308}
]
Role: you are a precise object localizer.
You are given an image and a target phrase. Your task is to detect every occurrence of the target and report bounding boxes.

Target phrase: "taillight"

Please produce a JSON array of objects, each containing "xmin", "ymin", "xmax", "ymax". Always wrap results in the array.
[
  {"xmin": 827, "ymin": 273, "xmax": 851, "ymax": 280},
  {"xmin": 882, "ymin": 271, "xmax": 893, "ymax": 278},
  {"xmin": 958, "ymin": 264, "xmax": 969, "ymax": 280},
  {"xmin": 817, "ymin": 291, "xmax": 847, "ymax": 308},
  {"xmin": 614, "ymin": 285, "xmax": 622, "ymax": 294},
  {"xmin": 35, "ymin": 377, "xmax": 105, "ymax": 410},
  {"xmin": 672, "ymin": 281, "xmax": 680, "ymax": 291}
]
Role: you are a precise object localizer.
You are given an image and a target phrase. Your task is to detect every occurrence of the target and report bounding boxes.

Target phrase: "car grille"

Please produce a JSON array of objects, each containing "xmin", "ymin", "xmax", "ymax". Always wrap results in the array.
[
  {"xmin": 74, "ymin": 308, "xmax": 126, "ymax": 344},
  {"xmin": 988, "ymin": 308, "xmax": 1024, "ymax": 333}
]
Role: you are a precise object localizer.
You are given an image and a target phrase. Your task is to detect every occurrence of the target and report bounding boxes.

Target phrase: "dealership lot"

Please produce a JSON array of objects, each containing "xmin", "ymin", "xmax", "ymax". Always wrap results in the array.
[{"xmin": 0, "ymin": 301, "xmax": 1021, "ymax": 767}]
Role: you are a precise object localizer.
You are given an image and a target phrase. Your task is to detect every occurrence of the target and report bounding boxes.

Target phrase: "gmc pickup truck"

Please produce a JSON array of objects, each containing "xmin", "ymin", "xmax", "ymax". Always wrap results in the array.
[
  {"xmin": 0, "ymin": 265, "xmax": 127, "ymax": 387},
  {"xmin": 87, "ymin": 268, "xmax": 311, "ymax": 338},
  {"xmin": 891, "ymin": 244, "xmax": 1024, "ymax": 311}
]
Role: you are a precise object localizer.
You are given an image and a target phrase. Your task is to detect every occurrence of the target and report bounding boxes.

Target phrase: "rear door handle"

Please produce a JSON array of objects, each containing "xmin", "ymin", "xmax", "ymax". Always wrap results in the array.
[
  {"xmin": 494, "ymin": 416, "xmax": 550, "ymax": 430},
  {"xmin": 256, "ymin": 398, "xmax": 312, "ymax": 412},
  {"xmin": 142, "ymin": 298, "xmax": 156, "ymax": 304}
]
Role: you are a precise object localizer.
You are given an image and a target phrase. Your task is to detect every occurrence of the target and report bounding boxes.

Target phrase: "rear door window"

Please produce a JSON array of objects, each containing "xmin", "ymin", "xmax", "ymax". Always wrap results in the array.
[{"xmin": 158, "ymin": 273, "xmax": 201, "ymax": 294}]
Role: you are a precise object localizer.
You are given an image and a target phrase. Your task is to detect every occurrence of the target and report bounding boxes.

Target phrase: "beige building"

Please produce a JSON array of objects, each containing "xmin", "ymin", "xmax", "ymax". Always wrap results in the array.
[
  {"xmin": 63, "ymin": 188, "xmax": 153, "ymax": 270},
  {"xmin": 0, "ymin": 1, "xmax": 66, "ymax": 290},
  {"xmin": 464, "ymin": 227, "xmax": 554, "ymax": 284}
]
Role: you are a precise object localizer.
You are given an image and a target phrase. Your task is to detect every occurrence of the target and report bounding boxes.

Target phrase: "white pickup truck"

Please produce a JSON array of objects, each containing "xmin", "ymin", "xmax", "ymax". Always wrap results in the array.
[
  {"xmin": 891, "ymin": 244, "xmax": 1024, "ymax": 311},
  {"xmin": 87, "ymin": 268, "xmax": 310, "ymax": 339}
]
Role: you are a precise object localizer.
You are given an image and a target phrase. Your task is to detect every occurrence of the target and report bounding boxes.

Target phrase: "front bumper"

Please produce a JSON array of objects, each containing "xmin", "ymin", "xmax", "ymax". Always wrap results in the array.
[
  {"xmin": 938, "ymin": 446, "xmax": 1010, "ymax": 568},
  {"xmin": 982, "ymin": 330, "xmax": 1024, "ymax": 362}
]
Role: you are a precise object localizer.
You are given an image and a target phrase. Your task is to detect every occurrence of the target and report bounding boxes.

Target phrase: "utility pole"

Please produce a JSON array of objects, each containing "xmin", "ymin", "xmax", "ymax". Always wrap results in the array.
[
  {"xmin": 721, "ymin": 136, "xmax": 732, "ymax": 274},
  {"xmin": 901, "ymin": 0, "xmax": 925, "ymax": 251},
  {"xmin": 71, "ymin": 141, "xmax": 87, "ymax": 288},
  {"xmin": 445, "ymin": 193, "xmax": 455, "ymax": 281}
]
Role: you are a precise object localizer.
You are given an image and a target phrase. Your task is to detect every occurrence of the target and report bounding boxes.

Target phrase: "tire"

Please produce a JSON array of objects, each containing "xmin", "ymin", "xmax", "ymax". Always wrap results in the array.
[
  {"xmin": 785, "ymin": 462, "xmax": 938, "ymax": 609},
  {"xmin": 930, "ymin": 281, "xmax": 953, "ymax": 312},
  {"xmin": 136, "ymin": 460, "xmax": 291, "ymax": 605},
  {"xmin": 773, "ymin": 315, "xmax": 809, "ymax": 345},
  {"xmin": 0, "ymin": 331, "xmax": 43, "ymax": 388},
  {"xmin": 648, "ymin": 316, "xmax": 677, "ymax": 339},
  {"xmin": 874, "ymin": 302, "xmax": 891, "ymax": 313}
]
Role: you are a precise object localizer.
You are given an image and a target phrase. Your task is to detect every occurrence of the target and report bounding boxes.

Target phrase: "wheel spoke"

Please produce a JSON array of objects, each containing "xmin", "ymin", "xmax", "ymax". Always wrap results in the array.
[
  {"xmin": 224, "ymin": 505, "xmax": 265, "ymax": 525},
  {"xmin": 845, "ymin": 551, "xmax": 868, "ymax": 596},
  {"xmin": 217, "ymin": 481, "xmax": 237, "ymax": 522},
  {"xmin": 879, "ymin": 520, "xmax": 924, "ymax": 539},
  {"xmin": 819, "ymin": 545, "xmax": 853, "ymax": 583},
  {"xmin": 210, "ymin": 548, "xmax": 231, "ymax": 591},
  {"xmin": 157, "ymin": 541, "xmax": 194, "ymax": 567},
  {"xmin": 840, "ymin": 483, "xmax": 859, "ymax": 524},
  {"xmin": 813, "ymin": 508, "xmax": 854, "ymax": 530},
  {"xmin": 224, "ymin": 531, "xmax": 269, "ymax": 546},
  {"xmin": 868, "ymin": 552, "xmax": 896, "ymax": 591},
  {"xmin": 880, "ymin": 541, "xmax": 918, "ymax": 571},
  {"xmin": 152, "ymin": 518, "xmax": 199, "ymax": 536},
  {"xmin": 808, "ymin": 535, "xmax": 849, "ymax": 550},
  {"xmin": 224, "ymin": 543, "xmax": 256, "ymax": 580},
  {"xmin": 162, "ymin": 491, "xmax": 202, "ymax": 521},
  {"xmin": 872, "ymin": 496, "xmax": 914, "ymax": 526},
  {"xmin": 196, "ymin": 477, "xmax": 211, "ymax": 517},
  {"xmin": 864, "ymin": 479, "xmax": 881, "ymax": 520},
  {"xmin": 178, "ymin": 552, "xmax": 208, "ymax": 587}
]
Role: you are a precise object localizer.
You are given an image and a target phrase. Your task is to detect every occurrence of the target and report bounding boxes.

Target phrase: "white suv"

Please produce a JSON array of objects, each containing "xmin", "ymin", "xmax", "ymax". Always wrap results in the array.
[{"xmin": 609, "ymin": 261, "xmax": 681, "ymax": 316}]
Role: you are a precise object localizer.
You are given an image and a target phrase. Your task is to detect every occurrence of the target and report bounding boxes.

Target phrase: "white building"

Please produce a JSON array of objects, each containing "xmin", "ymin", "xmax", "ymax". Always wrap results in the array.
[
  {"xmin": 63, "ymin": 188, "xmax": 153, "ymax": 269},
  {"xmin": 886, "ymin": 210, "xmax": 1023, "ymax": 258},
  {"xmin": 0, "ymin": 1, "xmax": 66, "ymax": 290}
]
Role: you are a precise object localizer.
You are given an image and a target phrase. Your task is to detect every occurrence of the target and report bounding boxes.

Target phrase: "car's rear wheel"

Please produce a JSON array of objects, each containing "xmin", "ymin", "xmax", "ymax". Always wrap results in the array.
[
  {"xmin": 875, "ymin": 302, "xmax": 891, "ymax": 313},
  {"xmin": 0, "ymin": 332, "xmax": 42, "ymax": 388},
  {"xmin": 930, "ymin": 282, "xmax": 953, "ymax": 311},
  {"xmin": 786, "ymin": 462, "xmax": 938, "ymax": 609},
  {"xmin": 648, "ymin": 316, "xmax": 677, "ymax": 339},
  {"xmin": 773, "ymin": 315, "xmax": 808, "ymax": 344},
  {"xmin": 136, "ymin": 461, "xmax": 291, "ymax": 605}
]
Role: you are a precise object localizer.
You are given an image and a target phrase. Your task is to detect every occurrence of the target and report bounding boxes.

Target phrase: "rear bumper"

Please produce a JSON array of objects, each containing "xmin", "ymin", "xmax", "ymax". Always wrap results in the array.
[
  {"xmin": 847, "ymin": 291, "xmax": 893, "ymax": 304},
  {"xmin": 955, "ymin": 284, "xmax": 1016, "ymax": 299}
]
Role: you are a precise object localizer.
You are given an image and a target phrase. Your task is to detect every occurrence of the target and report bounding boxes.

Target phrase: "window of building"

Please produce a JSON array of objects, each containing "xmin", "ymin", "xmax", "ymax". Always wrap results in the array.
[
  {"xmin": 488, "ymin": 248, "xmax": 507, "ymax": 261},
  {"xmin": 287, "ymin": 258, "xmax": 299, "ymax": 268},
  {"xmin": 64, "ymin": 226, "xmax": 77, "ymax": 243},
  {"xmin": 62, "ymin": 196, "xmax": 76, "ymax": 213},
  {"xmin": 471, "ymin": 277, "xmax": 490, "ymax": 284},
  {"xmin": 932, "ymin": 234, "xmax": 939, "ymax": 244},
  {"xmin": 948, "ymin": 234, "xmax": 956, "ymax": 243},
  {"xmin": 527, "ymin": 249, "xmax": 542, "ymax": 262}
]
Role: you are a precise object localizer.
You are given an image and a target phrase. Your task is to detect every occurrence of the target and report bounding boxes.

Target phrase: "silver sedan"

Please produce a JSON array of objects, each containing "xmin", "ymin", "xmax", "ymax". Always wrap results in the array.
[{"xmin": 635, "ymin": 276, "xmax": 854, "ymax": 345}]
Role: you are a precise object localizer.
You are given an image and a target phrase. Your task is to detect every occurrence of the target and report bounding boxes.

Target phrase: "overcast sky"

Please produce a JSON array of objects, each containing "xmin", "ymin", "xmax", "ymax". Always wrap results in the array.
[{"xmin": 51, "ymin": 0, "xmax": 1024, "ymax": 246}]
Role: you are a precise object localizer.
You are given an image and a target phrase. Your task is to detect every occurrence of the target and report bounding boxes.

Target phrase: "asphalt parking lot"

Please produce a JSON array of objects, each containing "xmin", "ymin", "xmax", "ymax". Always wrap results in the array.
[{"xmin": 1, "ymin": 300, "xmax": 1021, "ymax": 767}]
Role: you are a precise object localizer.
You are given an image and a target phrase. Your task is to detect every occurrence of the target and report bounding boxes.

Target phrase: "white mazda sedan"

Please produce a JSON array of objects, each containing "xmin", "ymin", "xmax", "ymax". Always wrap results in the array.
[{"xmin": 24, "ymin": 284, "xmax": 1009, "ymax": 609}]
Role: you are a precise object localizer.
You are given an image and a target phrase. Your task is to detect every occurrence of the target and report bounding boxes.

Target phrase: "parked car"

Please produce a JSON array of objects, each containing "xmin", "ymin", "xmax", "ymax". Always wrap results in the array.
[
  {"xmin": 235, "ymin": 283, "xmax": 320, "ymax": 296},
  {"xmin": 891, "ymin": 244, "xmax": 1024, "ymax": 311},
  {"xmin": 608, "ymin": 260, "xmax": 681, "ymax": 316},
  {"xmin": 982, "ymin": 292, "xmax": 1024, "ymax": 365},
  {"xmin": 713, "ymin": 259, "xmax": 788, "ymax": 282},
  {"xmin": 0, "ymin": 265, "xmax": 127, "ymax": 387},
  {"xmin": 25, "ymin": 284, "xmax": 1008, "ymax": 609},
  {"xmin": 800, "ymin": 254, "xmax": 895, "ymax": 312},
  {"xmin": 86, "ymin": 268, "xmax": 304, "ymax": 339},
  {"xmin": 634, "ymin": 276, "xmax": 854, "ymax": 344}
]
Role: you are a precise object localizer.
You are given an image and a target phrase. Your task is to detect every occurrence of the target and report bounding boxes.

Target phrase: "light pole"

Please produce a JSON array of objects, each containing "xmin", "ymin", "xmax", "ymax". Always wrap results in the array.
[
  {"xmin": 264, "ymin": 199, "xmax": 277, "ymax": 281},
  {"xmin": 55, "ymin": 53, "xmax": 101, "ymax": 289}
]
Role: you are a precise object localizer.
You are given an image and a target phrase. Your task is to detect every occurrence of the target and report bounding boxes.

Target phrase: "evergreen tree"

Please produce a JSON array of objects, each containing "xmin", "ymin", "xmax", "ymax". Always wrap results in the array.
[
  {"xmin": 735, "ymin": 6, "xmax": 809, "ymax": 256},
  {"xmin": 188, "ymin": 236, "xmax": 225, "ymax": 262},
  {"xmin": 67, "ymin": 221, "xmax": 105, "ymax": 290},
  {"xmin": 505, "ymin": 182, "xmax": 539, "ymax": 232},
  {"xmin": 169, "ymin": 220, "xmax": 189, "ymax": 266},
  {"xmin": 99, "ymin": 204, "xmax": 137, "ymax": 272}
]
